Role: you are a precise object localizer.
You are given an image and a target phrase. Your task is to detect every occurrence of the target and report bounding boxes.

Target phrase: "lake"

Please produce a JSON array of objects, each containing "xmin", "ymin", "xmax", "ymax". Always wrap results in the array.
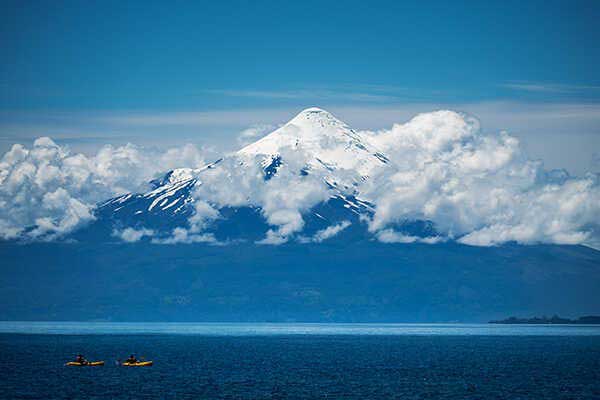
[{"xmin": 1, "ymin": 322, "xmax": 599, "ymax": 399}]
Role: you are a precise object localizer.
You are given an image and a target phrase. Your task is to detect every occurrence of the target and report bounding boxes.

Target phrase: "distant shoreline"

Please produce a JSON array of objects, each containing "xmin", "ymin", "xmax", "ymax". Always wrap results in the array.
[{"xmin": 489, "ymin": 316, "xmax": 600, "ymax": 324}]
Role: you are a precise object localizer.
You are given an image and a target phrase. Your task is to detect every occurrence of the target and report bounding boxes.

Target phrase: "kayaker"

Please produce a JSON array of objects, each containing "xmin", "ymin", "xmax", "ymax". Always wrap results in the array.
[
  {"xmin": 75, "ymin": 354, "xmax": 88, "ymax": 364},
  {"xmin": 125, "ymin": 354, "xmax": 137, "ymax": 364}
]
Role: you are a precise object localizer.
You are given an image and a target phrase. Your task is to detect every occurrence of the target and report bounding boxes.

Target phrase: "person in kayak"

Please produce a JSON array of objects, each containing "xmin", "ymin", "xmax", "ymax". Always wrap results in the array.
[
  {"xmin": 74, "ymin": 354, "xmax": 88, "ymax": 365},
  {"xmin": 125, "ymin": 354, "xmax": 138, "ymax": 364}
]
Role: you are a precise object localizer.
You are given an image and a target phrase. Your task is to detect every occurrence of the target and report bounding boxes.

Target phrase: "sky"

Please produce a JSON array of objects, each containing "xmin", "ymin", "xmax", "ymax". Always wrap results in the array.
[{"xmin": 1, "ymin": 0, "xmax": 600, "ymax": 174}]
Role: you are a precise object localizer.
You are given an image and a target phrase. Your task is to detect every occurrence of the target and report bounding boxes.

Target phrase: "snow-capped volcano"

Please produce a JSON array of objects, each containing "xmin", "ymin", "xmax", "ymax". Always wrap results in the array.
[
  {"xmin": 238, "ymin": 107, "xmax": 389, "ymax": 181},
  {"xmin": 91, "ymin": 108, "xmax": 399, "ymax": 243}
]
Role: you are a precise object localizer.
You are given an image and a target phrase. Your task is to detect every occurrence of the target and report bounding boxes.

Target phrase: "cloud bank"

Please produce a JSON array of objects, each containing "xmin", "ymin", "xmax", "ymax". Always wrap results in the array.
[
  {"xmin": 0, "ymin": 138, "xmax": 209, "ymax": 240},
  {"xmin": 358, "ymin": 111, "xmax": 599, "ymax": 246},
  {"xmin": 0, "ymin": 109, "xmax": 598, "ymax": 248}
]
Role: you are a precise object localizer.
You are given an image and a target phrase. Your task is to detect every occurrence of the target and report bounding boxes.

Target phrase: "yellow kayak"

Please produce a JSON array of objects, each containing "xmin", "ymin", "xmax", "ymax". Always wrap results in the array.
[
  {"xmin": 65, "ymin": 361, "xmax": 105, "ymax": 366},
  {"xmin": 122, "ymin": 361, "xmax": 153, "ymax": 367}
]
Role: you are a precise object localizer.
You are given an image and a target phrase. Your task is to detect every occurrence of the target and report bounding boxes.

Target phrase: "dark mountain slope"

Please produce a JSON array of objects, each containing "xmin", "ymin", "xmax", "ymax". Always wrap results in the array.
[{"xmin": 1, "ymin": 241, "xmax": 598, "ymax": 322}]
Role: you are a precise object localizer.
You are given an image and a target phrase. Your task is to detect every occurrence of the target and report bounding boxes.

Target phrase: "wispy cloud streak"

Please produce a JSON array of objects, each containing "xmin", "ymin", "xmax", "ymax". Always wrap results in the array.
[
  {"xmin": 502, "ymin": 82, "xmax": 600, "ymax": 94},
  {"xmin": 205, "ymin": 88, "xmax": 400, "ymax": 103}
]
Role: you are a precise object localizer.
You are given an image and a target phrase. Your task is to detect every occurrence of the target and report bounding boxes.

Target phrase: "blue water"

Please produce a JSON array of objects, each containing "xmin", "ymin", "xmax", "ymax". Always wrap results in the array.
[{"xmin": 1, "ymin": 323, "xmax": 599, "ymax": 399}]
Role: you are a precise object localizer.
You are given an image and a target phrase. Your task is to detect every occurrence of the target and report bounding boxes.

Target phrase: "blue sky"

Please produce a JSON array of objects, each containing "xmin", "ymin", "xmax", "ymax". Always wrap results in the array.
[{"xmin": 1, "ymin": 0, "xmax": 600, "ymax": 173}]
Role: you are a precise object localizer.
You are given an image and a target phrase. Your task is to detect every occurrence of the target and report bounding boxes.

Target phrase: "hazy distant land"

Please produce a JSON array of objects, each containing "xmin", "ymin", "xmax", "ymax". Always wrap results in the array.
[{"xmin": 490, "ymin": 316, "xmax": 600, "ymax": 324}]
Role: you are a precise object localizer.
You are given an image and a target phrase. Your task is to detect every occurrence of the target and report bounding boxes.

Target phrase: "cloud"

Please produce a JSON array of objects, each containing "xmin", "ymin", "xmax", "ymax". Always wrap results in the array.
[
  {"xmin": 0, "ymin": 138, "xmax": 209, "ymax": 239},
  {"xmin": 376, "ymin": 229, "xmax": 444, "ymax": 244},
  {"xmin": 145, "ymin": 195, "xmax": 224, "ymax": 245},
  {"xmin": 113, "ymin": 227, "xmax": 154, "ymax": 243},
  {"xmin": 502, "ymin": 82, "xmax": 600, "ymax": 94},
  {"xmin": 237, "ymin": 124, "xmax": 278, "ymax": 147},
  {"xmin": 193, "ymin": 150, "xmax": 331, "ymax": 244},
  {"xmin": 360, "ymin": 110, "xmax": 600, "ymax": 247},
  {"xmin": 257, "ymin": 163, "xmax": 331, "ymax": 243},
  {"xmin": 151, "ymin": 227, "xmax": 217, "ymax": 244},
  {"xmin": 299, "ymin": 221, "xmax": 352, "ymax": 243},
  {"xmin": 455, "ymin": 178, "xmax": 599, "ymax": 246},
  {"xmin": 205, "ymin": 88, "xmax": 399, "ymax": 103},
  {"xmin": 257, "ymin": 229, "xmax": 289, "ymax": 245}
]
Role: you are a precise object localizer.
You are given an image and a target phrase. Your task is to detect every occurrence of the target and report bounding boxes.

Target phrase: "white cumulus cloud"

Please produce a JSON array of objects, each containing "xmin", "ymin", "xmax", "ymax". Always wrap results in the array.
[
  {"xmin": 192, "ymin": 149, "xmax": 331, "ymax": 244},
  {"xmin": 376, "ymin": 229, "xmax": 445, "ymax": 244},
  {"xmin": 0, "ymin": 138, "xmax": 209, "ymax": 240},
  {"xmin": 359, "ymin": 110, "xmax": 600, "ymax": 247},
  {"xmin": 113, "ymin": 227, "xmax": 155, "ymax": 243}
]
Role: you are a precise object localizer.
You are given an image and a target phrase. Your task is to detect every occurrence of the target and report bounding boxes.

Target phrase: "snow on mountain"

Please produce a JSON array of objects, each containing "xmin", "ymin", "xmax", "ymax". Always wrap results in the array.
[
  {"xmin": 148, "ymin": 167, "xmax": 196, "ymax": 189},
  {"xmin": 95, "ymin": 159, "xmax": 223, "ymax": 229},
  {"xmin": 238, "ymin": 107, "xmax": 389, "ymax": 186},
  {"xmin": 99, "ymin": 172, "xmax": 196, "ymax": 217}
]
